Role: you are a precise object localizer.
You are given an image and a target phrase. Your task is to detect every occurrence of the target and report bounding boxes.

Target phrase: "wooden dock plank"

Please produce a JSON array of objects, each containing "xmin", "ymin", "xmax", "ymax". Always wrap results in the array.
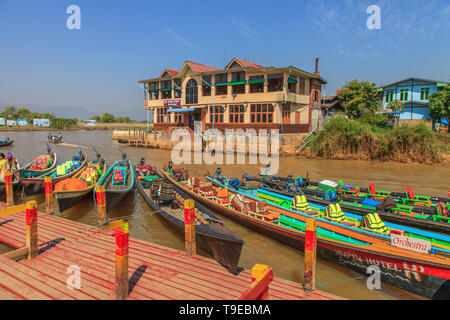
[
  {"xmin": 0, "ymin": 269, "xmax": 52, "ymax": 300},
  {"xmin": 0, "ymin": 285, "xmax": 22, "ymax": 300},
  {"xmin": 1, "ymin": 215, "xmax": 249, "ymax": 298},
  {"xmin": 0, "ymin": 256, "xmax": 74, "ymax": 300}
]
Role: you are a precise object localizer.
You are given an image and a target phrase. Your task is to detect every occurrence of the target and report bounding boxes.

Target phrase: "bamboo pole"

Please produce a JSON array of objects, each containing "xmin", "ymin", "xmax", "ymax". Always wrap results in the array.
[
  {"xmin": 44, "ymin": 176, "xmax": 54, "ymax": 214},
  {"xmin": 4, "ymin": 170, "xmax": 13, "ymax": 205},
  {"xmin": 184, "ymin": 199, "xmax": 196, "ymax": 256},
  {"xmin": 303, "ymin": 218, "xmax": 317, "ymax": 291},
  {"xmin": 25, "ymin": 201, "xmax": 38, "ymax": 259},
  {"xmin": 96, "ymin": 185, "xmax": 107, "ymax": 223},
  {"xmin": 237, "ymin": 264, "xmax": 273, "ymax": 300},
  {"xmin": 115, "ymin": 222, "xmax": 129, "ymax": 300}
]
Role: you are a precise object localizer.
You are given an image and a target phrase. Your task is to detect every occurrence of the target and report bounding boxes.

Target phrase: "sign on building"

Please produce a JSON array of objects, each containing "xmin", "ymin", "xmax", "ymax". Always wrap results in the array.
[
  {"xmin": 0, "ymin": 118, "xmax": 5, "ymax": 126},
  {"xmin": 33, "ymin": 119, "xmax": 51, "ymax": 127},
  {"xmin": 390, "ymin": 233, "xmax": 431, "ymax": 254},
  {"xmin": 18, "ymin": 119, "xmax": 29, "ymax": 126},
  {"xmin": 7, "ymin": 120, "xmax": 17, "ymax": 126},
  {"xmin": 164, "ymin": 99, "xmax": 181, "ymax": 107}
]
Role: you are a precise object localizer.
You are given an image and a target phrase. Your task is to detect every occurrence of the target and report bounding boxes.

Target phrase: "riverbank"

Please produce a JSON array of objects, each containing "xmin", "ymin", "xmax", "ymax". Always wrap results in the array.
[{"xmin": 295, "ymin": 116, "xmax": 450, "ymax": 164}]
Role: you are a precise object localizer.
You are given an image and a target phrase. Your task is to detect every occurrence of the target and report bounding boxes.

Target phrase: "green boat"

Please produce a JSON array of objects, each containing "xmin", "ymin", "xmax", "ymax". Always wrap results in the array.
[{"xmin": 93, "ymin": 153, "xmax": 134, "ymax": 214}]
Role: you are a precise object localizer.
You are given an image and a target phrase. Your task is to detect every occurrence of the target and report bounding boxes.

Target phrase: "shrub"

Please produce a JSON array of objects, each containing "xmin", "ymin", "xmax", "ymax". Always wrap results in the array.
[{"xmin": 307, "ymin": 115, "xmax": 442, "ymax": 162}]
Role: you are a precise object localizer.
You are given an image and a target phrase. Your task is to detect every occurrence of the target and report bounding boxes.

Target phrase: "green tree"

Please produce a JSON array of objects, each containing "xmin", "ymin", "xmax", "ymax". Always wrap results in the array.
[
  {"xmin": 387, "ymin": 100, "xmax": 404, "ymax": 112},
  {"xmin": 88, "ymin": 115, "xmax": 101, "ymax": 121},
  {"xmin": 428, "ymin": 84, "xmax": 450, "ymax": 121},
  {"xmin": 0, "ymin": 106, "xmax": 17, "ymax": 119},
  {"xmin": 338, "ymin": 80, "xmax": 380, "ymax": 119},
  {"xmin": 386, "ymin": 100, "xmax": 405, "ymax": 128},
  {"xmin": 100, "ymin": 112, "xmax": 115, "ymax": 123},
  {"xmin": 13, "ymin": 107, "xmax": 31, "ymax": 119}
]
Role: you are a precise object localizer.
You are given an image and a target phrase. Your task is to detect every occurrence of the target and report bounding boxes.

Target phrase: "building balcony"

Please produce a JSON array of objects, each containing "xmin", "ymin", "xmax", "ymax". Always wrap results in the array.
[{"xmin": 145, "ymin": 89, "xmax": 310, "ymax": 109}]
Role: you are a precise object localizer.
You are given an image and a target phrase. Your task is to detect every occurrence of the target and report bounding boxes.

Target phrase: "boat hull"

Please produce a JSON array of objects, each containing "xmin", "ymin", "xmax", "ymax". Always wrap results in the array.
[
  {"xmin": 135, "ymin": 173, "xmax": 242, "ymax": 273},
  {"xmin": 55, "ymin": 188, "xmax": 92, "ymax": 213},
  {"xmin": 0, "ymin": 141, "xmax": 14, "ymax": 147}
]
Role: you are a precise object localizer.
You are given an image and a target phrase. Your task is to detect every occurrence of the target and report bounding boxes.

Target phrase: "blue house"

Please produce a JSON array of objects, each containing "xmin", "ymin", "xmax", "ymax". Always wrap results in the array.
[{"xmin": 378, "ymin": 78, "xmax": 448, "ymax": 120}]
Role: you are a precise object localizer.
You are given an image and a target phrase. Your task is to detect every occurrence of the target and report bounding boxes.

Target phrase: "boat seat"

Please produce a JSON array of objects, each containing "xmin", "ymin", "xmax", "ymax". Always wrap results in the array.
[
  {"xmin": 112, "ymin": 167, "xmax": 127, "ymax": 186},
  {"xmin": 151, "ymin": 178, "xmax": 164, "ymax": 197},
  {"xmin": 264, "ymin": 213, "xmax": 280, "ymax": 221},
  {"xmin": 158, "ymin": 182, "xmax": 175, "ymax": 205}
]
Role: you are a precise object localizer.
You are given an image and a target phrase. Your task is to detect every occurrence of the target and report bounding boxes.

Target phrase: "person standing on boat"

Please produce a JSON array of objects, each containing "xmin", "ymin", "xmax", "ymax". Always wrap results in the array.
[
  {"xmin": 0, "ymin": 153, "xmax": 7, "ymax": 182},
  {"xmin": 6, "ymin": 153, "xmax": 15, "ymax": 171}
]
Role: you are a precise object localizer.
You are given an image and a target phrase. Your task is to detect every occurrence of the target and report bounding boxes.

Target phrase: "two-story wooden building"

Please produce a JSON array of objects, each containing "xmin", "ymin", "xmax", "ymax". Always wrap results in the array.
[
  {"xmin": 378, "ymin": 77, "xmax": 448, "ymax": 120},
  {"xmin": 138, "ymin": 58, "xmax": 327, "ymax": 133}
]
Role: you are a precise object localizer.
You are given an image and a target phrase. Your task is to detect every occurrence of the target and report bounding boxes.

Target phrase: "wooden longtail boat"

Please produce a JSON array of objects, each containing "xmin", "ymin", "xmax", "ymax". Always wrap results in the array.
[
  {"xmin": 0, "ymin": 140, "xmax": 13, "ymax": 147},
  {"xmin": 248, "ymin": 172, "xmax": 449, "ymax": 213},
  {"xmin": 264, "ymin": 174, "xmax": 450, "ymax": 204},
  {"xmin": 135, "ymin": 161, "xmax": 243, "ymax": 273},
  {"xmin": 93, "ymin": 155, "xmax": 134, "ymax": 213},
  {"xmin": 19, "ymin": 149, "xmax": 57, "ymax": 179},
  {"xmin": 54, "ymin": 154, "xmax": 107, "ymax": 213},
  {"xmin": 162, "ymin": 168, "xmax": 450, "ymax": 299},
  {"xmin": 238, "ymin": 172, "xmax": 450, "ymax": 233},
  {"xmin": 208, "ymin": 173, "xmax": 450, "ymax": 251},
  {"xmin": 21, "ymin": 152, "xmax": 87, "ymax": 195}
]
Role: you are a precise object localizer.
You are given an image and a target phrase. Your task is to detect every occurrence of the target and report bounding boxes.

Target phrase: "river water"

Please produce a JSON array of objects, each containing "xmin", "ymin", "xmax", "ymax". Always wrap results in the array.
[{"xmin": 1, "ymin": 130, "xmax": 449, "ymax": 300}]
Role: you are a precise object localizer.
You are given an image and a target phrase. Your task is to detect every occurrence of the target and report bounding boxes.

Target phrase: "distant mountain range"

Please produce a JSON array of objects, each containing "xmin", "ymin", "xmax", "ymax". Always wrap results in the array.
[{"xmin": 33, "ymin": 106, "xmax": 96, "ymax": 120}]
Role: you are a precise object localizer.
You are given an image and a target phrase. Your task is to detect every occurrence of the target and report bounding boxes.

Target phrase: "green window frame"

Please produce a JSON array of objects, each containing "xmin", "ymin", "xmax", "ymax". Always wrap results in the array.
[
  {"xmin": 400, "ymin": 89, "xmax": 409, "ymax": 101},
  {"xmin": 214, "ymin": 74, "xmax": 228, "ymax": 86},
  {"xmin": 420, "ymin": 87, "xmax": 430, "ymax": 100},
  {"xmin": 385, "ymin": 90, "xmax": 394, "ymax": 103}
]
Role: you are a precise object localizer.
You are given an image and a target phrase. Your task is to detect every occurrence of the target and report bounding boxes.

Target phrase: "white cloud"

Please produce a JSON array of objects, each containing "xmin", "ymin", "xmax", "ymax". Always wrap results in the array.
[
  {"xmin": 306, "ymin": 0, "xmax": 449, "ymax": 58},
  {"xmin": 231, "ymin": 17, "xmax": 254, "ymax": 39},
  {"xmin": 163, "ymin": 28, "xmax": 199, "ymax": 52}
]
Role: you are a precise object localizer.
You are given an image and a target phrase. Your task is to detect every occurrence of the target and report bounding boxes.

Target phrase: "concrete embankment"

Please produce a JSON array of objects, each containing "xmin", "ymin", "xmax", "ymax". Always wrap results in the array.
[{"xmin": 112, "ymin": 129, "xmax": 306, "ymax": 155}]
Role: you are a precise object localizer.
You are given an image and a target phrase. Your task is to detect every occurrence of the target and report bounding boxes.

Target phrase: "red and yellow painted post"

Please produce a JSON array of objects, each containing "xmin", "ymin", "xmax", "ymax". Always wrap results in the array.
[
  {"xmin": 238, "ymin": 264, "xmax": 273, "ymax": 300},
  {"xmin": 44, "ymin": 176, "xmax": 54, "ymax": 214},
  {"xmin": 96, "ymin": 185, "xmax": 107, "ymax": 223},
  {"xmin": 25, "ymin": 201, "xmax": 38, "ymax": 259},
  {"xmin": 304, "ymin": 218, "xmax": 317, "ymax": 291},
  {"xmin": 4, "ymin": 170, "xmax": 13, "ymax": 205},
  {"xmin": 114, "ymin": 222, "xmax": 129, "ymax": 300},
  {"xmin": 184, "ymin": 199, "xmax": 196, "ymax": 257}
]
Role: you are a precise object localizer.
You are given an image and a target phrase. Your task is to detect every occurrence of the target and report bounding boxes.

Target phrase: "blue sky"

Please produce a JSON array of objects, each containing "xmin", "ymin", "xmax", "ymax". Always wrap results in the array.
[{"xmin": 0, "ymin": 0, "xmax": 449, "ymax": 120}]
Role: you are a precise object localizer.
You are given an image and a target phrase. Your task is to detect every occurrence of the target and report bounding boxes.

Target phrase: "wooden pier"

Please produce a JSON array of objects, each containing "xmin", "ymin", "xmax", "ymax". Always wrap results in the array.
[{"xmin": 0, "ymin": 202, "xmax": 343, "ymax": 300}]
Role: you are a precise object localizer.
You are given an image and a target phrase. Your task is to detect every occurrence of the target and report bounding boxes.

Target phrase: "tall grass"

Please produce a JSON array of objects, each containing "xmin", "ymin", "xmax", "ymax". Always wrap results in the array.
[{"xmin": 308, "ymin": 115, "xmax": 442, "ymax": 163}]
